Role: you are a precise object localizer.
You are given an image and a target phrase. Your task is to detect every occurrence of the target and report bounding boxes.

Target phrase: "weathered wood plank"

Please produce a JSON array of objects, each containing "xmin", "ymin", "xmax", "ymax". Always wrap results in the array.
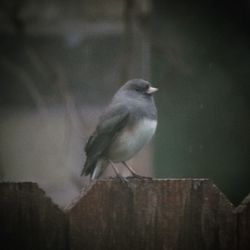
[
  {"xmin": 68, "ymin": 178, "xmax": 236, "ymax": 250},
  {"xmin": 0, "ymin": 182, "xmax": 68, "ymax": 250},
  {"xmin": 236, "ymin": 193, "xmax": 250, "ymax": 250}
]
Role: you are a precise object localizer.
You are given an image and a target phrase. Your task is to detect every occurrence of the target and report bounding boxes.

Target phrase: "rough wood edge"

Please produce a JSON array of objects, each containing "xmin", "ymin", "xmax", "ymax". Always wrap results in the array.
[
  {"xmin": 66, "ymin": 178, "xmax": 237, "ymax": 212},
  {"xmin": 2, "ymin": 179, "xmax": 249, "ymax": 213},
  {"xmin": 235, "ymin": 193, "xmax": 250, "ymax": 213},
  {"xmin": 0, "ymin": 181, "xmax": 64, "ymax": 212}
]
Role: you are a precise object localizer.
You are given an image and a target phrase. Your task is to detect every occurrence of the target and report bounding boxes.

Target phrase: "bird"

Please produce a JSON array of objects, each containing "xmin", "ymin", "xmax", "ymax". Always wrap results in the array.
[{"xmin": 81, "ymin": 79, "xmax": 158, "ymax": 181}]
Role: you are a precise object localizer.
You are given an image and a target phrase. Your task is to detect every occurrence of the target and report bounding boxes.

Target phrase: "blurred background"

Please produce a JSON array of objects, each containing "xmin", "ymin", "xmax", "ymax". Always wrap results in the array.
[{"xmin": 0, "ymin": 0, "xmax": 249, "ymax": 207}]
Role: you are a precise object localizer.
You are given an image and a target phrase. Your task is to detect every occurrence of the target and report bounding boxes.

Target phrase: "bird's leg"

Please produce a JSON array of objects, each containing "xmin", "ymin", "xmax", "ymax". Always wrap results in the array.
[
  {"xmin": 122, "ymin": 161, "xmax": 148, "ymax": 179},
  {"xmin": 109, "ymin": 160, "xmax": 128, "ymax": 183}
]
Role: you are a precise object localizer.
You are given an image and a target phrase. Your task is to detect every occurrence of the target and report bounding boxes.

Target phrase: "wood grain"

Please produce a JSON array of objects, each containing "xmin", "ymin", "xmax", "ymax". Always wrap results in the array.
[
  {"xmin": 0, "ymin": 182, "xmax": 68, "ymax": 250},
  {"xmin": 236, "ymin": 193, "xmax": 250, "ymax": 250},
  {"xmin": 1, "ymin": 179, "xmax": 250, "ymax": 250},
  {"xmin": 68, "ymin": 178, "xmax": 236, "ymax": 250}
]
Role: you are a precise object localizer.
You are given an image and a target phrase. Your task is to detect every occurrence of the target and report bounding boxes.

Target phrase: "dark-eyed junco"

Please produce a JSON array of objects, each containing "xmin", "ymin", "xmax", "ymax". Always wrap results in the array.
[{"xmin": 81, "ymin": 79, "xmax": 158, "ymax": 181}]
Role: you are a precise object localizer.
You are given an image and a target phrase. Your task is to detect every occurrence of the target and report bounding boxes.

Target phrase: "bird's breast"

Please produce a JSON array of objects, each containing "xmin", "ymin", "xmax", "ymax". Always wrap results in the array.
[{"xmin": 107, "ymin": 118, "xmax": 157, "ymax": 162}]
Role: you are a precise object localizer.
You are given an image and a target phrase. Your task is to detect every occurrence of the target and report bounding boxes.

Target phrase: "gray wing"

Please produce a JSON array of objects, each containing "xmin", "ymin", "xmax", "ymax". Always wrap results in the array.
[{"xmin": 81, "ymin": 105, "xmax": 130, "ymax": 176}]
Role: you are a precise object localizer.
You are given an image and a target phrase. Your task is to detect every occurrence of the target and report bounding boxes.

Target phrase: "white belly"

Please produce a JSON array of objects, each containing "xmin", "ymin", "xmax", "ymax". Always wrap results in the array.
[{"xmin": 108, "ymin": 119, "xmax": 157, "ymax": 162}]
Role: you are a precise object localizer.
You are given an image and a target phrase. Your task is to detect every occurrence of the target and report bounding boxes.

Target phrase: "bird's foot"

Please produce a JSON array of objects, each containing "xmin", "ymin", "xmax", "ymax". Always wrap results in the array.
[
  {"xmin": 121, "ymin": 162, "xmax": 152, "ymax": 180},
  {"xmin": 130, "ymin": 173, "xmax": 152, "ymax": 179},
  {"xmin": 116, "ymin": 174, "xmax": 129, "ymax": 184}
]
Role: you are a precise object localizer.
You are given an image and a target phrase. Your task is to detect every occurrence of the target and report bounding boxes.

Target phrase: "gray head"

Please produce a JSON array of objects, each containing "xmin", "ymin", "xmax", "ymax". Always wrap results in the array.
[
  {"xmin": 120, "ymin": 79, "xmax": 158, "ymax": 98},
  {"xmin": 111, "ymin": 79, "xmax": 158, "ymax": 119},
  {"xmin": 113, "ymin": 79, "xmax": 158, "ymax": 102}
]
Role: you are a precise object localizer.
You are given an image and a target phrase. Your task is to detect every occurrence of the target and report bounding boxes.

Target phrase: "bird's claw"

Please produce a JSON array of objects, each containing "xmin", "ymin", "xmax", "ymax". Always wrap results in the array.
[
  {"xmin": 131, "ymin": 173, "xmax": 152, "ymax": 179},
  {"xmin": 117, "ymin": 174, "xmax": 129, "ymax": 184}
]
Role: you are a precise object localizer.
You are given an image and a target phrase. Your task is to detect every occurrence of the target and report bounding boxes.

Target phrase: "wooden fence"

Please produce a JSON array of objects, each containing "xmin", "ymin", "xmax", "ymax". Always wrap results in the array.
[{"xmin": 0, "ymin": 179, "xmax": 249, "ymax": 250}]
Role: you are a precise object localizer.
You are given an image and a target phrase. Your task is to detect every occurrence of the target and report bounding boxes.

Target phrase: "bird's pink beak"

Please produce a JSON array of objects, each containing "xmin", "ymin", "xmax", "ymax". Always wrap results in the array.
[{"xmin": 146, "ymin": 86, "xmax": 158, "ymax": 94}]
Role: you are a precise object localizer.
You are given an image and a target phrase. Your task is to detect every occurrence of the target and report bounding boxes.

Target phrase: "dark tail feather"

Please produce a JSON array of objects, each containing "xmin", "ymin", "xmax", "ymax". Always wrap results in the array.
[
  {"xmin": 81, "ymin": 158, "xmax": 109, "ymax": 179},
  {"xmin": 81, "ymin": 158, "xmax": 96, "ymax": 176}
]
